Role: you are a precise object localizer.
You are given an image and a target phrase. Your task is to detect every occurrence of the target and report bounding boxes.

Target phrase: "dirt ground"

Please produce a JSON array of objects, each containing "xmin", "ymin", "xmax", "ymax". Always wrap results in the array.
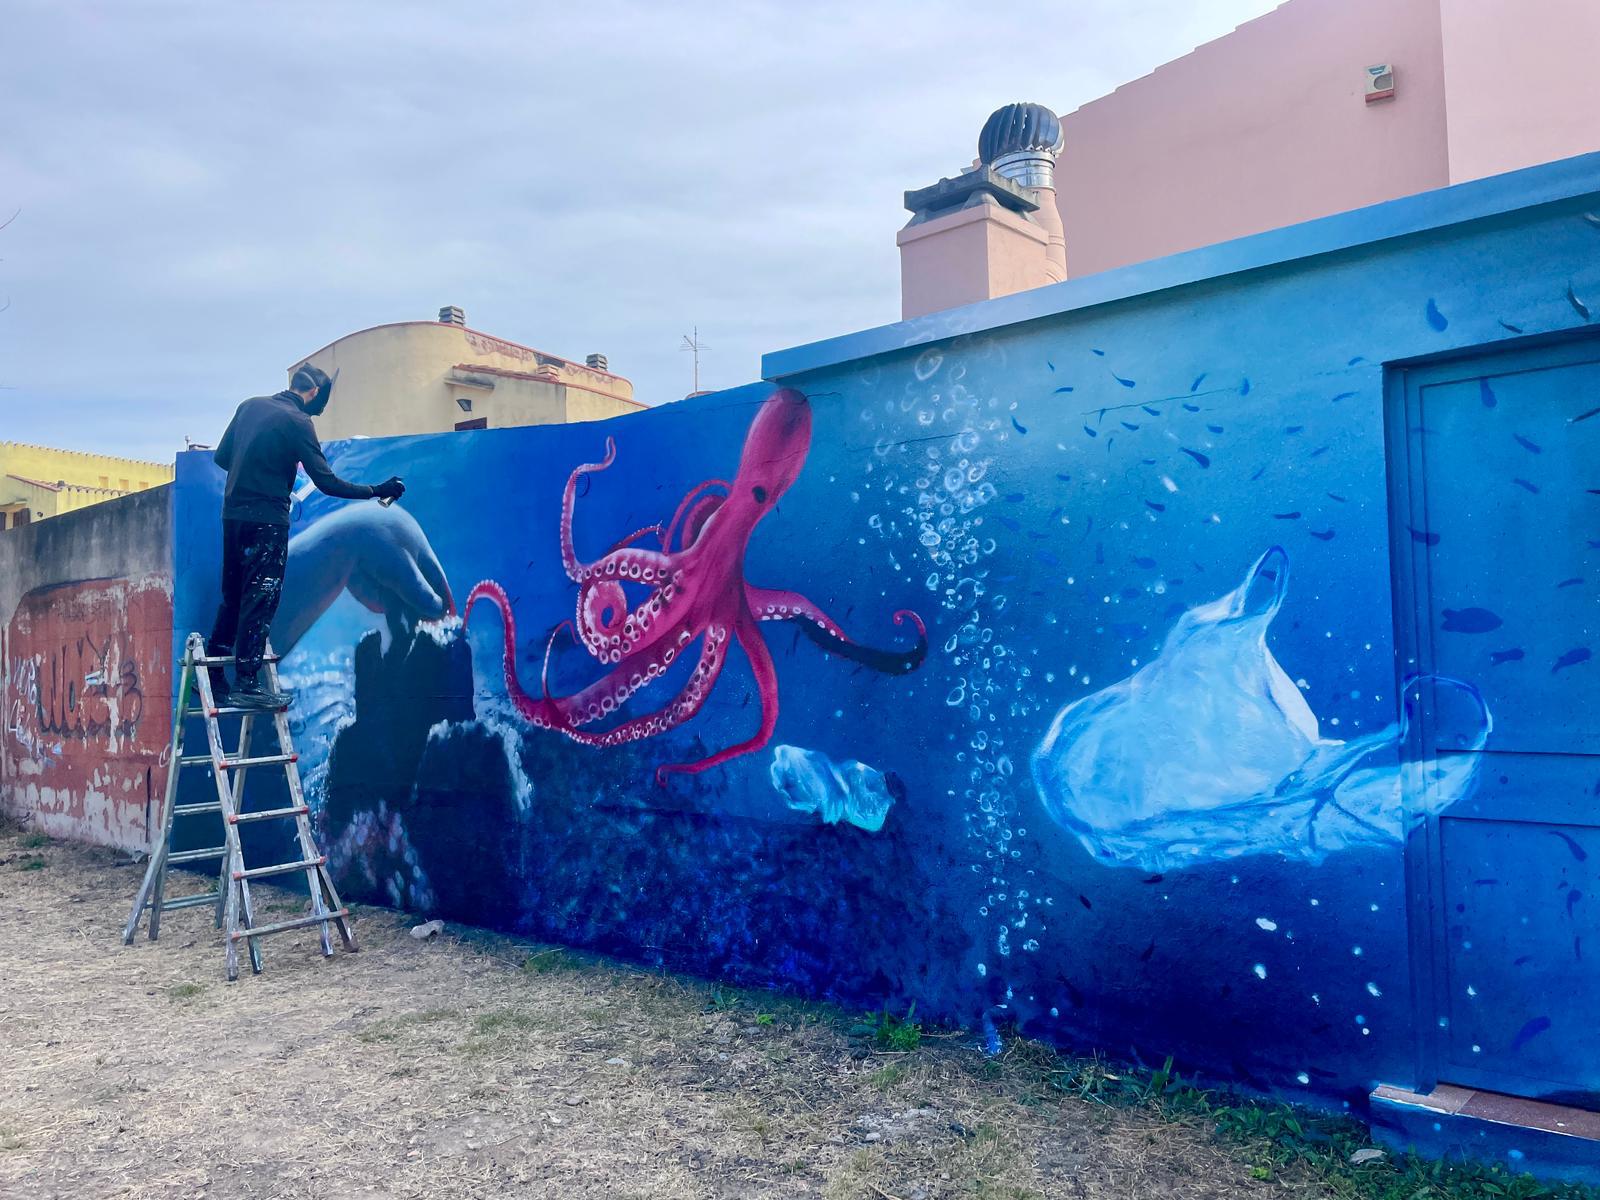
[{"xmin": 0, "ymin": 822, "xmax": 1294, "ymax": 1200}]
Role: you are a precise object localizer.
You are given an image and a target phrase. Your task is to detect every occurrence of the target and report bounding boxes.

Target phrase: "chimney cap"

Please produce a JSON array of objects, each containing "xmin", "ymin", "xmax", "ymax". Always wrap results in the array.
[
  {"xmin": 978, "ymin": 102, "xmax": 1063, "ymax": 165},
  {"xmin": 585, "ymin": 352, "xmax": 609, "ymax": 371},
  {"xmin": 438, "ymin": 305, "xmax": 466, "ymax": 326}
]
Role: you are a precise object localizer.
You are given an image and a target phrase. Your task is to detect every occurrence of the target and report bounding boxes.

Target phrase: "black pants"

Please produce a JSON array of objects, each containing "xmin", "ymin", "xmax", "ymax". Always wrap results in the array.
[{"xmin": 208, "ymin": 519, "xmax": 289, "ymax": 684}]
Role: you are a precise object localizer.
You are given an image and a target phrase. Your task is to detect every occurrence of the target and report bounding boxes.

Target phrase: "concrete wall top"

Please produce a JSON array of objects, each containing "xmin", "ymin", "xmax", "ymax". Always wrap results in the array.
[{"xmin": 768, "ymin": 150, "xmax": 1600, "ymax": 383}]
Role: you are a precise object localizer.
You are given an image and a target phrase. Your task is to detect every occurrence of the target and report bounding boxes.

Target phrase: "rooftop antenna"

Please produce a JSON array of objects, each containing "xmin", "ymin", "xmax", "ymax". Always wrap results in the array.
[{"xmin": 680, "ymin": 326, "xmax": 708, "ymax": 394}]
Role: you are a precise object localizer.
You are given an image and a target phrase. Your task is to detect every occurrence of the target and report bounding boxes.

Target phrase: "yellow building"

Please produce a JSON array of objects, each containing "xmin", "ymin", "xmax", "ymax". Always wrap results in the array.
[
  {"xmin": 299, "ymin": 307, "xmax": 644, "ymax": 442},
  {"xmin": 1, "ymin": 443, "xmax": 174, "ymax": 531}
]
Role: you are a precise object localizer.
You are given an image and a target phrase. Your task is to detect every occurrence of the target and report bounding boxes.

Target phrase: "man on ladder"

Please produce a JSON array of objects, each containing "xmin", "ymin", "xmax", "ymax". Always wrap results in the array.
[{"xmin": 209, "ymin": 363, "xmax": 405, "ymax": 709}]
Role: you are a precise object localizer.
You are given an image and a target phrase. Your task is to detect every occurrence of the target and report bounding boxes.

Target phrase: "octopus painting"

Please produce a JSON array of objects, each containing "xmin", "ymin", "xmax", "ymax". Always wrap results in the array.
[{"xmin": 467, "ymin": 387, "xmax": 927, "ymax": 781}]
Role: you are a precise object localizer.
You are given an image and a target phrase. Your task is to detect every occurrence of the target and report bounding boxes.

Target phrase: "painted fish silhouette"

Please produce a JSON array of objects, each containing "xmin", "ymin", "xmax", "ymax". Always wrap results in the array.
[{"xmin": 1031, "ymin": 547, "xmax": 1491, "ymax": 871}]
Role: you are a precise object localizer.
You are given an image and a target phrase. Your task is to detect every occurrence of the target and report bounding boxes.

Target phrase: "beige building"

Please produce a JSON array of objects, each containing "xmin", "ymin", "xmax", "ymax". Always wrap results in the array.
[
  {"xmin": 1, "ymin": 443, "xmax": 173, "ymax": 531},
  {"xmin": 298, "ymin": 307, "xmax": 643, "ymax": 442}
]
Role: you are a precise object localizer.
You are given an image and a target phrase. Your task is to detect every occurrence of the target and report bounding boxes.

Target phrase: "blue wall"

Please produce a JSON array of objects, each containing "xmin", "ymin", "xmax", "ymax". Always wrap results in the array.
[{"xmin": 173, "ymin": 154, "xmax": 1600, "ymax": 1154}]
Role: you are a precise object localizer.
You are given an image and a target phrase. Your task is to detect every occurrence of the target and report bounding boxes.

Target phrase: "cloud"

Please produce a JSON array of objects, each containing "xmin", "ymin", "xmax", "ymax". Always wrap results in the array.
[{"xmin": 0, "ymin": 0, "xmax": 1280, "ymax": 461}]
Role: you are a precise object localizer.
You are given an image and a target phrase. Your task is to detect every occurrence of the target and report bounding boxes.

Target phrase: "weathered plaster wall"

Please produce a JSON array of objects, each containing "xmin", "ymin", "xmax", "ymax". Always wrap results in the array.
[{"xmin": 1, "ymin": 487, "xmax": 174, "ymax": 848}]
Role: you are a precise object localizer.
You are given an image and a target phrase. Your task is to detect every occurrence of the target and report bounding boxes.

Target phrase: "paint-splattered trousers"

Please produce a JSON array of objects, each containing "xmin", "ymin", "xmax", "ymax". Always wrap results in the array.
[{"xmin": 208, "ymin": 518, "xmax": 289, "ymax": 684}]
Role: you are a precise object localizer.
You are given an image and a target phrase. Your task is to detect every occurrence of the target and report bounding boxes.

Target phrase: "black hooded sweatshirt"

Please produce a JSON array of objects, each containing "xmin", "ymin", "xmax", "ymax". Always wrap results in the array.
[{"xmin": 213, "ymin": 390, "xmax": 373, "ymax": 526}]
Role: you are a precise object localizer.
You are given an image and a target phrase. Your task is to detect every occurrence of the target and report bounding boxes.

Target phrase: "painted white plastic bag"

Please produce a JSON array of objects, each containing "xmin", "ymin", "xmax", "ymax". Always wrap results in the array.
[{"xmin": 1030, "ymin": 547, "xmax": 1490, "ymax": 870}]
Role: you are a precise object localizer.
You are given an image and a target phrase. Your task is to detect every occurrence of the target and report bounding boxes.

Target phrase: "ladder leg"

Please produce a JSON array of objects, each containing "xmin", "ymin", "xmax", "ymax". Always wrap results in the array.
[
  {"xmin": 199, "ymin": 669, "xmax": 250, "ymax": 982},
  {"xmin": 266, "ymin": 647, "xmax": 342, "ymax": 958},
  {"xmin": 124, "ymin": 649, "xmax": 194, "ymax": 944},
  {"xmin": 316, "ymin": 863, "xmax": 358, "ymax": 952}
]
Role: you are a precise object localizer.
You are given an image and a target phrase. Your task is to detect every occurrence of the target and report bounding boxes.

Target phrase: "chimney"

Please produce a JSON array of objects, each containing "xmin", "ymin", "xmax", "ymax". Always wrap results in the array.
[
  {"xmin": 978, "ymin": 103, "xmax": 1066, "ymax": 284},
  {"xmin": 585, "ymin": 353, "xmax": 609, "ymax": 371},
  {"xmin": 438, "ymin": 305, "xmax": 466, "ymax": 326}
]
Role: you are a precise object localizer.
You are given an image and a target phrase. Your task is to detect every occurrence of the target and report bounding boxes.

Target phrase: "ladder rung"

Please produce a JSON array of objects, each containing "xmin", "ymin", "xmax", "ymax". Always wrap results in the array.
[
  {"xmin": 192, "ymin": 653, "xmax": 281, "ymax": 666},
  {"xmin": 168, "ymin": 846, "xmax": 229, "ymax": 864},
  {"xmin": 180, "ymin": 752, "xmax": 297, "ymax": 770},
  {"xmin": 230, "ymin": 805, "xmax": 310, "ymax": 825},
  {"xmin": 192, "ymin": 705, "xmax": 289, "ymax": 717},
  {"xmin": 220, "ymin": 753, "xmax": 297, "ymax": 771},
  {"xmin": 230, "ymin": 909, "xmax": 348, "ymax": 941},
  {"xmin": 172, "ymin": 801, "xmax": 223, "ymax": 816},
  {"xmin": 233, "ymin": 856, "xmax": 325, "ymax": 881},
  {"xmin": 159, "ymin": 890, "xmax": 222, "ymax": 912}
]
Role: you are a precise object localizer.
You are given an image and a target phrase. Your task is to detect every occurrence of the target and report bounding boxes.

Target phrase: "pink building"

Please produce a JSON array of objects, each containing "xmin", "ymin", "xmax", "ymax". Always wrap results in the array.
[{"xmin": 900, "ymin": 0, "xmax": 1600, "ymax": 318}]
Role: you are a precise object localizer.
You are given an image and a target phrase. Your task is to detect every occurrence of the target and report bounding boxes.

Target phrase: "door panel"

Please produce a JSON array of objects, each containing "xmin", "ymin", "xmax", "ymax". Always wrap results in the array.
[{"xmin": 1394, "ymin": 336, "xmax": 1600, "ymax": 1107}]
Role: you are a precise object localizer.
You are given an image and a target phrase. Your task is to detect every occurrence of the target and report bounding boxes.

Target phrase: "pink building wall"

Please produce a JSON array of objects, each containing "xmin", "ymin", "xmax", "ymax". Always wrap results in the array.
[
  {"xmin": 1439, "ymin": 0, "xmax": 1600, "ymax": 184},
  {"xmin": 1056, "ymin": 0, "xmax": 1450, "ymax": 278}
]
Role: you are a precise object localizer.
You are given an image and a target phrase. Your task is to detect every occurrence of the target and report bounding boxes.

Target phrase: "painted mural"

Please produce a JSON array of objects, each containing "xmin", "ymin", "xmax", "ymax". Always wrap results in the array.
[
  {"xmin": 166, "ymin": 182, "xmax": 1600, "ymax": 1142},
  {"xmin": 1, "ymin": 574, "xmax": 172, "ymax": 848}
]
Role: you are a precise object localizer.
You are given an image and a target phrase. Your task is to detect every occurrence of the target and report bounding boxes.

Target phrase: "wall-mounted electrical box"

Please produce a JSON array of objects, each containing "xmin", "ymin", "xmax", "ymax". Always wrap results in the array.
[{"xmin": 1365, "ymin": 63, "xmax": 1396, "ymax": 103}]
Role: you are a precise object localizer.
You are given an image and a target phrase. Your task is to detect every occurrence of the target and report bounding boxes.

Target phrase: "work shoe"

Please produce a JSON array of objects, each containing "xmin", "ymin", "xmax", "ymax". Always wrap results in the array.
[
  {"xmin": 187, "ymin": 669, "xmax": 231, "ymax": 707},
  {"xmin": 231, "ymin": 679, "xmax": 293, "ymax": 712}
]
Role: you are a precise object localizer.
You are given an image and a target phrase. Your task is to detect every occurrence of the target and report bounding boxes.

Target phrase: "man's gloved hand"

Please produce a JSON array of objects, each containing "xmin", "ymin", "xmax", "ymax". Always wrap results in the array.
[{"xmin": 372, "ymin": 476, "xmax": 406, "ymax": 501}]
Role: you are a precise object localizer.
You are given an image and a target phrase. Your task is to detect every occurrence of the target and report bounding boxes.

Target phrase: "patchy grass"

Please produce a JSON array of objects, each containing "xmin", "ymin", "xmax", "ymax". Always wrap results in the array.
[
  {"xmin": 979, "ymin": 1039, "xmax": 1600, "ymax": 1200},
  {"xmin": 3, "ymin": 821, "xmax": 1595, "ymax": 1200},
  {"xmin": 355, "ymin": 1007, "xmax": 460, "ymax": 1044},
  {"xmin": 16, "ymin": 857, "xmax": 46, "ymax": 872},
  {"xmin": 520, "ymin": 946, "xmax": 586, "ymax": 975},
  {"xmin": 18, "ymin": 833, "xmax": 50, "ymax": 850}
]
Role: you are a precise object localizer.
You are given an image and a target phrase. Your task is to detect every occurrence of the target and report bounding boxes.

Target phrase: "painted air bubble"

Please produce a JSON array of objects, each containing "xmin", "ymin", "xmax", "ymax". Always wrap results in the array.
[
  {"xmin": 1256, "ymin": 918, "xmax": 1278, "ymax": 931},
  {"xmin": 1253, "ymin": 964, "xmax": 1268, "ymax": 979}
]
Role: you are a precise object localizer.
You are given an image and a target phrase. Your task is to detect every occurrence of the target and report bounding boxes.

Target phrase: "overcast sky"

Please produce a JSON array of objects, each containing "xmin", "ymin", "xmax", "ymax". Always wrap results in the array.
[{"xmin": 1, "ymin": 0, "xmax": 1280, "ymax": 462}]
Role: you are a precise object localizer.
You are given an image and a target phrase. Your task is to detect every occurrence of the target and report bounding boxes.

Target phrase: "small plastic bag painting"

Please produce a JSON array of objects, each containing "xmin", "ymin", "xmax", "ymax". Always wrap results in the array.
[{"xmin": 1031, "ymin": 547, "xmax": 1490, "ymax": 871}]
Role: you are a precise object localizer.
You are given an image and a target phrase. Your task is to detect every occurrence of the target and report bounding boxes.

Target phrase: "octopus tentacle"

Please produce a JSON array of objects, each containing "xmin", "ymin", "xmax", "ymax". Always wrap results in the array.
[
  {"xmin": 556, "ymin": 625, "xmax": 730, "ymax": 747},
  {"xmin": 574, "ymin": 552, "xmax": 683, "ymax": 661},
  {"xmin": 608, "ymin": 524, "xmax": 664, "ymax": 554},
  {"xmin": 561, "ymin": 438, "xmax": 618, "ymax": 582},
  {"xmin": 748, "ymin": 586, "xmax": 928, "ymax": 676},
  {"xmin": 464, "ymin": 580, "xmax": 542, "ymax": 720},
  {"xmin": 663, "ymin": 480, "xmax": 729, "ymax": 550},
  {"xmin": 656, "ymin": 616, "xmax": 779, "ymax": 784},
  {"xmin": 576, "ymin": 579, "xmax": 628, "ymax": 655},
  {"xmin": 551, "ymin": 622, "xmax": 697, "ymax": 728},
  {"xmin": 674, "ymin": 494, "xmax": 725, "ymax": 550}
]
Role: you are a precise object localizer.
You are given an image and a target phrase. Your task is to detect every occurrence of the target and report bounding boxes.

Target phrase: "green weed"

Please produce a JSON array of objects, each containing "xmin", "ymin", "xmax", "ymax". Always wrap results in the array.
[
  {"xmin": 17, "ymin": 857, "xmax": 46, "ymax": 871},
  {"xmin": 867, "ymin": 1062, "xmax": 906, "ymax": 1092},
  {"xmin": 521, "ymin": 947, "xmax": 583, "ymax": 975},
  {"xmin": 851, "ymin": 1003, "xmax": 923, "ymax": 1052},
  {"xmin": 19, "ymin": 833, "xmax": 50, "ymax": 849},
  {"xmin": 167, "ymin": 982, "xmax": 204, "ymax": 1001}
]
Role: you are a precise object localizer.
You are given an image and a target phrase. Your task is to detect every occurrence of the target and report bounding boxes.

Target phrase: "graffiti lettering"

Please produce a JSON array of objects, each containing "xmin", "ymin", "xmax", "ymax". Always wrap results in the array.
[{"xmin": 15, "ymin": 629, "xmax": 146, "ymax": 744}]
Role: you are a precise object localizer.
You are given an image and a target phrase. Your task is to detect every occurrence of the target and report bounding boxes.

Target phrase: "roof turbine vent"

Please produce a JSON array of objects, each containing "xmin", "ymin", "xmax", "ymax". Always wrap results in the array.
[{"xmin": 978, "ymin": 102, "xmax": 1063, "ymax": 190}]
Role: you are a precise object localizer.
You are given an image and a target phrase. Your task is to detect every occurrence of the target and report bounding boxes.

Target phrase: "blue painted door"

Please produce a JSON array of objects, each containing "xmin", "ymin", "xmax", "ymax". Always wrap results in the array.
[{"xmin": 1393, "ymin": 336, "xmax": 1600, "ymax": 1108}]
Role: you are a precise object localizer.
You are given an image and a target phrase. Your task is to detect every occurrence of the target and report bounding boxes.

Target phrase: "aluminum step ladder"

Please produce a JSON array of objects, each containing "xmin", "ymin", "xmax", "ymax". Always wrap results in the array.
[{"xmin": 123, "ymin": 632, "xmax": 357, "ymax": 979}]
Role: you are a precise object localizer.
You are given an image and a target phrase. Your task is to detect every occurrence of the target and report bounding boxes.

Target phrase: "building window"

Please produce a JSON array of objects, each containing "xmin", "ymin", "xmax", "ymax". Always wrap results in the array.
[
  {"xmin": 16, "ymin": 509, "xmax": 30, "ymax": 526},
  {"xmin": 98, "ymin": 476, "xmax": 109, "ymax": 487},
  {"xmin": 119, "ymin": 478, "xmax": 130, "ymax": 490},
  {"xmin": 455, "ymin": 417, "xmax": 488, "ymax": 431}
]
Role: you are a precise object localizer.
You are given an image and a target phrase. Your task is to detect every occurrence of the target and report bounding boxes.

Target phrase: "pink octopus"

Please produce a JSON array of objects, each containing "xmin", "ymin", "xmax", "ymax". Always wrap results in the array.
[{"xmin": 466, "ymin": 387, "xmax": 927, "ymax": 781}]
